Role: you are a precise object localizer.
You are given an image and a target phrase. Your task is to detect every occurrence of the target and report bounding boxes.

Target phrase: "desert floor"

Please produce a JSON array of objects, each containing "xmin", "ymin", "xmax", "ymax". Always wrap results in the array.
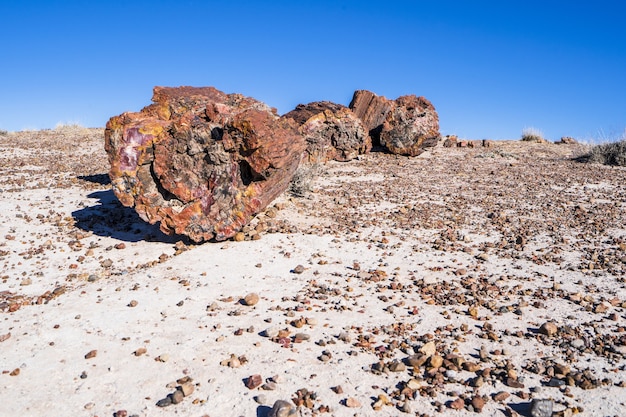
[{"xmin": 1, "ymin": 128, "xmax": 625, "ymax": 416}]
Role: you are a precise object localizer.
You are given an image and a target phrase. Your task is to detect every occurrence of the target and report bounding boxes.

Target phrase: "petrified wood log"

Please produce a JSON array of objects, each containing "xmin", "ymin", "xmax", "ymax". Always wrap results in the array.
[
  {"xmin": 105, "ymin": 86, "xmax": 305, "ymax": 242},
  {"xmin": 349, "ymin": 90, "xmax": 440, "ymax": 156},
  {"xmin": 283, "ymin": 101, "xmax": 370, "ymax": 163}
]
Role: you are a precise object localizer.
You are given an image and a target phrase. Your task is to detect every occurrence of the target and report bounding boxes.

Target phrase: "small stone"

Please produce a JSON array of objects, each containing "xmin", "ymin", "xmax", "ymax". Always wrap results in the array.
[
  {"xmin": 429, "ymin": 354, "xmax": 444, "ymax": 368},
  {"xmin": 471, "ymin": 396, "xmax": 486, "ymax": 412},
  {"xmin": 539, "ymin": 322, "xmax": 558, "ymax": 336},
  {"xmin": 463, "ymin": 361, "xmax": 481, "ymax": 372},
  {"xmin": 20, "ymin": 278, "xmax": 32, "ymax": 286},
  {"xmin": 128, "ymin": 300, "xmax": 138, "ymax": 307},
  {"xmin": 180, "ymin": 382, "xmax": 195, "ymax": 396},
  {"xmin": 9, "ymin": 368, "xmax": 20, "ymax": 376},
  {"xmin": 268, "ymin": 400, "xmax": 297, "ymax": 417},
  {"xmin": 406, "ymin": 379, "xmax": 421, "ymax": 390},
  {"xmin": 345, "ymin": 397, "xmax": 361, "ymax": 408},
  {"xmin": 389, "ymin": 360, "xmax": 406, "ymax": 372},
  {"xmin": 84, "ymin": 350, "xmax": 97, "ymax": 359},
  {"xmin": 530, "ymin": 398, "xmax": 553, "ymax": 417},
  {"xmin": 245, "ymin": 374, "xmax": 263, "ymax": 389},
  {"xmin": 505, "ymin": 377, "xmax": 524, "ymax": 388},
  {"xmin": 233, "ymin": 232, "xmax": 245, "ymax": 242},
  {"xmin": 254, "ymin": 394, "xmax": 267, "ymax": 404},
  {"xmin": 114, "ymin": 243, "xmax": 126, "ymax": 250},
  {"xmin": 170, "ymin": 389, "xmax": 184, "ymax": 404},
  {"xmin": 156, "ymin": 396, "xmax": 172, "ymax": 407},
  {"xmin": 399, "ymin": 401, "xmax": 412, "ymax": 413},
  {"xmin": 243, "ymin": 292, "xmax": 259, "ymax": 306},
  {"xmin": 263, "ymin": 327, "xmax": 280, "ymax": 338},
  {"xmin": 113, "ymin": 410, "xmax": 127, "ymax": 417},
  {"xmin": 406, "ymin": 354, "xmax": 428, "ymax": 368},
  {"xmin": 292, "ymin": 265, "xmax": 305, "ymax": 274},
  {"xmin": 419, "ymin": 341, "xmax": 436, "ymax": 357},
  {"xmin": 156, "ymin": 353, "xmax": 170, "ymax": 362},
  {"xmin": 332, "ymin": 385, "xmax": 343, "ymax": 394},
  {"xmin": 493, "ymin": 391, "xmax": 510, "ymax": 402},
  {"xmin": 134, "ymin": 347, "xmax": 147, "ymax": 356},
  {"xmin": 449, "ymin": 397, "xmax": 465, "ymax": 410}
]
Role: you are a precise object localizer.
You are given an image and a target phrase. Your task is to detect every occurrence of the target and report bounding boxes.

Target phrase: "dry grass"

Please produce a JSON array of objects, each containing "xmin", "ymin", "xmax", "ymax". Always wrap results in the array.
[
  {"xmin": 584, "ymin": 140, "xmax": 626, "ymax": 166},
  {"xmin": 521, "ymin": 127, "xmax": 546, "ymax": 142}
]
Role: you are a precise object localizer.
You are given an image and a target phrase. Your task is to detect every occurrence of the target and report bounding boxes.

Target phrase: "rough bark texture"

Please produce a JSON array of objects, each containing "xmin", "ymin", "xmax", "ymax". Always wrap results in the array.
[
  {"xmin": 349, "ymin": 90, "xmax": 441, "ymax": 156},
  {"xmin": 104, "ymin": 86, "xmax": 305, "ymax": 242},
  {"xmin": 348, "ymin": 90, "xmax": 393, "ymax": 143},
  {"xmin": 283, "ymin": 101, "xmax": 370, "ymax": 163},
  {"xmin": 380, "ymin": 95, "xmax": 440, "ymax": 156}
]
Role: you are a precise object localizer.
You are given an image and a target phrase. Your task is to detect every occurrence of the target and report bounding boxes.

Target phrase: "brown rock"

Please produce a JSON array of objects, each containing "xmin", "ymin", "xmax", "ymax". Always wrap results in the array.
[
  {"xmin": 449, "ymin": 397, "xmax": 465, "ymax": 410},
  {"xmin": 268, "ymin": 400, "xmax": 297, "ymax": 417},
  {"xmin": 493, "ymin": 391, "xmax": 510, "ymax": 402},
  {"xmin": 345, "ymin": 397, "xmax": 361, "ymax": 408},
  {"xmin": 243, "ymin": 292, "xmax": 260, "ymax": 306},
  {"xmin": 284, "ymin": 101, "xmax": 370, "ymax": 163},
  {"xmin": 349, "ymin": 90, "xmax": 440, "ymax": 156},
  {"xmin": 556, "ymin": 136, "xmax": 578, "ymax": 144},
  {"xmin": 105, "ymin": 86, "xmax": 305, "ymax": 242},
  {"xmin": 245, "ymin": 374, "xmax": 263, "ymax": 389},
  {"xmin": 379, "ymin": 95, "xmax": 440, "ymax": 156},
  {"xmin": 538, "ymin": 322, "xmax": 558, "ymax": 336},
  {"xmin": 471, "ymin": 395, "xmax": 486, "ymax": 412},
  {"xmin": 443, "ymin": 135, "xmax": 458, "ymax": 147},
  {"xmin": 84, "ymin": 350, "xmax": 97, "ymax": 359},
  {"xmin": 349, "ymin": 90, "xmax": 393, "ymax": 141}
]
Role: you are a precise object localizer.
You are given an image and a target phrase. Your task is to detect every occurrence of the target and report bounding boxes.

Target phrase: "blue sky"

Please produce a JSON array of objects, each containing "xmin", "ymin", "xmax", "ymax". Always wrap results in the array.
[{"xmin": 1, "ymin": 1, "xmax": 624, "ymax": 141}]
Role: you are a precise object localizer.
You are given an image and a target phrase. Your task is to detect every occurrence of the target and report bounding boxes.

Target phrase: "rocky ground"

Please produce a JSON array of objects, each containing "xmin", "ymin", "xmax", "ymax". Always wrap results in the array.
[{"xmin": 1, "ymin": 127, "xmax": 625, "ymax": 416}]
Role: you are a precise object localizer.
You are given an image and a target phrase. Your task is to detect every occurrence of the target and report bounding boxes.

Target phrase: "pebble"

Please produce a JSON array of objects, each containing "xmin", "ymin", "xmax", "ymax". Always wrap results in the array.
[
  {"xmin": 471, "ymin": 396, "xmax": 486, "ymax": 412},
  {"xmin": 254, "ymin": 394, "xmax": 267, "ymax": 404},
  {"xmin": 530, "ymin": 398, "xmax": 553, "ymax": 417},
  {"xmin": 268, "ymin": 400, "xmax": 297, "ymax": 417},
  {"xmin": 399, "ymin": 401, "xmax": 412, "ymax": 413},
  {"xmin": 243, "ymin": 292, "xmax": 259, "ymax": 306},
  {"xmin": 170, "ymin": 389, "xmax": 184, "ymax": 404},
  {"xmin": 419, "ymin": 341, "xmax": 436, "ymax": 357},
  {"xmin": 245, "ymin": 374, "xmax": 262, "ymax": 389},
  {"xmin": 539, "ymin": 322, "xmax": 558, "ymax": 336},
  {"xmin": 345, "ymin": 397, "xmax": 361, "ymax": 408},
  {"xmin": 292, "ymin": 265, "xmax": 305, "ymax": 274},
  {"xmin": 84, "ymin": 350, "xmax": 97, "ymax": 359}
]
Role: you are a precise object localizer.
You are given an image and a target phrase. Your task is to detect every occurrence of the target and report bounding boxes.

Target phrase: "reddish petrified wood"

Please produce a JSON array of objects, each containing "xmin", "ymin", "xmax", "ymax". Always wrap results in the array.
[
  {"xmin": 349, "ymin": 90, "xmax": 440, "ymax": 156},
  {"xmin": 283, "ymin": 101, "xmax": 370, "ymax": 163},
  {"xmin": 105, "ymin": 86, "xmax": 305, "ymax": 242}
]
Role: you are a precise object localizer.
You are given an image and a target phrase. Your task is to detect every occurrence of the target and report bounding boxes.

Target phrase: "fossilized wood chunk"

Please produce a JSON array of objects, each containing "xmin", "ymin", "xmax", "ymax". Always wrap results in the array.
[
  {"xmin": 283, "ymin": 101, "xmax": 370, "ymax": 163},
  {"xmin": 105, "ymin": 86, "xmax": 305, "ymax": 242},
  {"xmin": 349, "ymin": 90, "xmax": 440, "ymax": 156}
]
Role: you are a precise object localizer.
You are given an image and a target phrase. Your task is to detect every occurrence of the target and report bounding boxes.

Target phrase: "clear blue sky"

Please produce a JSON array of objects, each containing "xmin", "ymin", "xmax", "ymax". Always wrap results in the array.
[{"xmin": 1, "ymin": 1, "xmax": 624, "ymax": 140}]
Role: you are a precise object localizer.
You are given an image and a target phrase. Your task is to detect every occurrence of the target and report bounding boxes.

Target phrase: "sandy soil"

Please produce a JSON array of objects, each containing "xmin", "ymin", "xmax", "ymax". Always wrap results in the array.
[{"xmin": 1, "ymin": 127, "xmax": 625, "ymax": 417}]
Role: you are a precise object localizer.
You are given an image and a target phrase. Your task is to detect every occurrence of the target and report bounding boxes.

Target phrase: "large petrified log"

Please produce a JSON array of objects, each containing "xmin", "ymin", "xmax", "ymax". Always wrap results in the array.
[
  {"xmin": 283, "ymin": 101, "xmax": 370, "ymax": 163},
  {"xmin": 105, "ymin": 86, "xmax": 305, "ymax": 242},
  {"xmin": 349, "ymin": 90, "xmax": 440, "ymax": 156}
]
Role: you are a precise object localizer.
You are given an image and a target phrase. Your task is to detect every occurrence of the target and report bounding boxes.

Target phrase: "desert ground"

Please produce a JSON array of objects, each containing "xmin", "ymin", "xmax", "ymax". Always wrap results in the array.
[{"xmin": 0, "ymin": 127, "xmax": 625, "ymax": 416}]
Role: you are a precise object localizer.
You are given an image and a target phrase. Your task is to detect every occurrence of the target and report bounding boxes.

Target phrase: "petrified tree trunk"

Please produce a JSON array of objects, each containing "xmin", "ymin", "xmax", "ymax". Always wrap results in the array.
[
  {"xmin": 349, "ymin": 90, "xmax": 441, "ymax": 156},
  {"xmin": 105, "ymin": 86, "xmax": 305, "ymax": 242},
  {"xmin": 283, "ymin": 101, "xmax": 370, "ymax": 163}
]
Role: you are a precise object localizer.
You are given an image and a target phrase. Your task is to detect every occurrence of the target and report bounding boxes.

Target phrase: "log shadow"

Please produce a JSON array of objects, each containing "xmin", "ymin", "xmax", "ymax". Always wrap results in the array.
[{"xmin": 72, "ymin": 189, "xmax": 180, "ymax": 243}]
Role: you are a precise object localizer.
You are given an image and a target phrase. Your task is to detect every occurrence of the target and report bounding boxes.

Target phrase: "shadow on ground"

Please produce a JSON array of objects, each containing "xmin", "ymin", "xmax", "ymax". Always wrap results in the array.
[{"xmin": 72, "ymin": 189, "xmax": 181, "ymax": 243}]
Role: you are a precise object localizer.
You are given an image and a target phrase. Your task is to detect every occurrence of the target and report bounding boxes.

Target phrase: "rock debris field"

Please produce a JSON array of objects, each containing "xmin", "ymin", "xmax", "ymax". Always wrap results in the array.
[{"xmin": 1, "ymin": 127, "xmax": 625, "ymax": 416}]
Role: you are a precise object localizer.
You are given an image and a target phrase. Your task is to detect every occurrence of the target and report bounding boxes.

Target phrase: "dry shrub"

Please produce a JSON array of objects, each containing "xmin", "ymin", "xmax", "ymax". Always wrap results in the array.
[
  {"xmin": 0, "ymin": 129, "xmax": 8, "ymax": 136},
  {"xmin": 289, "ymin": 163, "xmax": 322, "ymax": 197},
  {"xmin": 521, "ymin": 127, "xmax": 546, "ymax": 142},
  {"xmin": 585, "ymin": 140, "xmax": 626, "ymax": 166}
]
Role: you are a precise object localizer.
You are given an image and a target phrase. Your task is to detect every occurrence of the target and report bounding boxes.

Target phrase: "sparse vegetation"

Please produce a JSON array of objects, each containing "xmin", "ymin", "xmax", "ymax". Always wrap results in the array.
[
  {"xmin": 583, "ymin": 140, "xmax": 626, "ymax": 166},
  {"xmin": 54, "ymin": 122, "xmax": 90, "ymax": 135},
  {"xmin": 521, "ymin": 127, "xmax": 546, "ymax": 142},
  {"xmin": 0, "ymin": 129, "xmax": 7, "ymax": 136},
  {"xmin": 289, "ymin": 163, "xmax": 322, "ymax": 197}
]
